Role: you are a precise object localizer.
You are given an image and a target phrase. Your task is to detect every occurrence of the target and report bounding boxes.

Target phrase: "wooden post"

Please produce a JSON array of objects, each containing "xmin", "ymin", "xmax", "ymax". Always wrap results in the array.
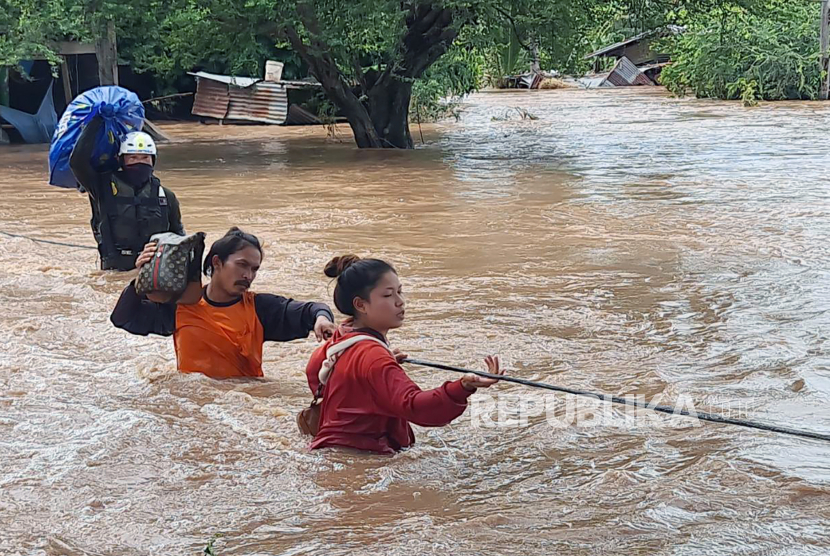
[
  {"xmin": 60, "ymin": 56, "xmax": 73, "ymax": 104},
  {"xmin": 0, "ymin": 67, "xmax": 9, "ymax": 107},
  {"xmin": 821, "ymin": 0, "xmax": 829, "ymax": 100},
  {"xmin": 95, "ymin": 20, "xmax": 119, "ymax": 86}
]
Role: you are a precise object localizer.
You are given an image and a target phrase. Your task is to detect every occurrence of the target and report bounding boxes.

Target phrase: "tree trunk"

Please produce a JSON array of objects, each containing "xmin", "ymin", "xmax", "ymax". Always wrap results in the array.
[
  {"xmin": 530, "ymin": 42, "xmax": 541, "ymax": 75},
  {"xmin": 326, "ymin": 77, "xmax": 385, "ymax": 148},
  {"xmin": 284, "ymin": 3, "xmax": 460, "ymax": 149},
  {"xmin": 344, "ymin": 103, "xmax": 385, "ymax": 149},
  {"xmin": 368, "ymin": 78, "xmax": 414, "ymax": 149}
]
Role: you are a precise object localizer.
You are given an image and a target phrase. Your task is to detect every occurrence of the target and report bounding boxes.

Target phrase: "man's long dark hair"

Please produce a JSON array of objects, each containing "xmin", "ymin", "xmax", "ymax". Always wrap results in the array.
[{"xmin": 203, "ymin": 227, "xmax": 263, "ymax": 276}]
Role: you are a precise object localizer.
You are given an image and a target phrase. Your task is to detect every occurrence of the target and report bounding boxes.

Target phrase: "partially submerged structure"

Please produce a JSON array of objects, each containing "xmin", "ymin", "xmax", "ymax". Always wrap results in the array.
[
  {"xmin": 581, "ymin": 25, "xmax": 684, "ymax": 89},
  {"xmin": 0, "ymin": 40, "xmax": 98, "ymax": 144},
  {"xmin": 0, "ymin": 81, "xmax": 56, "ymax": 143},
  {"xmin": 189, "ymin": 71, "xmax": 323, "ymax": 125},
  {"xmin": 585, "ymin": 25, "xmax": 683, "ymax": 67},
  {"xmin": 579, "ymin": 57, "xmax": 656, "ymax": 89}
]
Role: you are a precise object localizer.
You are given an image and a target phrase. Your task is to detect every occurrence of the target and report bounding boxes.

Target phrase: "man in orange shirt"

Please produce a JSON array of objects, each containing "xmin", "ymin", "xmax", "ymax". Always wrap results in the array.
[{"xmin": 111, "ymin": 227, "xmax": 336, "ymax": 379}]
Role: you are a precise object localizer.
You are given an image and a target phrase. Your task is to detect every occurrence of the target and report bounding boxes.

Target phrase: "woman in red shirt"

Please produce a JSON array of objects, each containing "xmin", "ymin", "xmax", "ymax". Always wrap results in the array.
[{"xmin": 305, "ymin": 255, "xmax": 503, "ymax": 454}]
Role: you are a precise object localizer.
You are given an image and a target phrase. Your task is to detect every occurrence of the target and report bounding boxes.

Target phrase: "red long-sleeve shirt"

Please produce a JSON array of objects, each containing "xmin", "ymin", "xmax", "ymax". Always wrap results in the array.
[{"xmin": 305, "ymin": 328, "xmax": 473, "ymax": 454}]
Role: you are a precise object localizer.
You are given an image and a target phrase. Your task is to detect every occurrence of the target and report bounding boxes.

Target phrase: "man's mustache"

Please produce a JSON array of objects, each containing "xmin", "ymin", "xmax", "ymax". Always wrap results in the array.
[{"xmin": 235, "ymin": 280, "xmax": 251, "ymax": 288}]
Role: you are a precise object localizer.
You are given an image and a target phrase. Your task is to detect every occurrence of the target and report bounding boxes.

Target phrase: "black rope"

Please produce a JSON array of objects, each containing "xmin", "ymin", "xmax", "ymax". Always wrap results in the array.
[
  {"xmin": 403, "ymin": 358, "xmax": 830, "ymax": 443},
  {"xmin": 0, "ymin": 231, "xmax": 97, "ymax": 251}
]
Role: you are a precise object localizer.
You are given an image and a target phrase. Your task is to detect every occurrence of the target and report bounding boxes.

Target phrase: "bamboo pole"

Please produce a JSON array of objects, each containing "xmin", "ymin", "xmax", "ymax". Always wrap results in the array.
[{"xmin": 141, "ymin": 92, "xmax": 194, "ymax": 104}]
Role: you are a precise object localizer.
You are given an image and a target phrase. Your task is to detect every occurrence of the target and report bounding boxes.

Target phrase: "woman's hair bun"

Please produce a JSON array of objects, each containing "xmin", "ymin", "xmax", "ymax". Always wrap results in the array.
[{"xmin": 324, "ymin": 254, "xmax": 361, "ymax": 278}]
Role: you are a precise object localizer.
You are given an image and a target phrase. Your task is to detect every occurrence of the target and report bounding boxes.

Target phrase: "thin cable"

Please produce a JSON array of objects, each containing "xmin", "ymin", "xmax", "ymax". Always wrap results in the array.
[
  {"xmin": 0, "ymin": 230, "xmax": 97, "ymax": 250},
  {"xmin": 403, "ymin": 358, "xmax": 830, "ymax": 443}
]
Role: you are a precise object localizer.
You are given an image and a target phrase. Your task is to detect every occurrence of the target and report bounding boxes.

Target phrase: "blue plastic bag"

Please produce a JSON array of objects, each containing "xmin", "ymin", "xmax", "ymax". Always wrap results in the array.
[{"xmin": 48, "ymin": 86, "xmax": 145, "ymax": 189}]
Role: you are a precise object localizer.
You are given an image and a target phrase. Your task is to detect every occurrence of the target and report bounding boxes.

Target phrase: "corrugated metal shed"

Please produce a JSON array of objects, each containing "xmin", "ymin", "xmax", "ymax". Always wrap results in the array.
[
  {"xmin": 227, "ymin": 81, "xmax": 288, "ymax": 125},
  {"xmin": 190, "ymin": 71, "xmax": 259, "ymax": 87},
  {"xmin": 188, "ymin": 71, "xmax": 322, "ymax": 125},
  {"xmin": 192, "ymin": 77, "xmax": 230, "ymax": 120},
  {"xmin": 584, "ymin": 25, "xmax": 684, "ymax": 63},
  {"xmin": 604, "ymin": 57, "xmax": 654, "ymax": 87},
  {"xmin": 578, "ymin": 57, "xmax": 655, "ymax": 89},
  {"xmin": 585, "ymin": 29, "xmax": 656, "ymax": 60}
]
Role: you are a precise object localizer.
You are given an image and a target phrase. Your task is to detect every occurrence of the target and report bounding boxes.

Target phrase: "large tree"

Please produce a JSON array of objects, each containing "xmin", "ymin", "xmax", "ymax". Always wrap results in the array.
[
  {"xmin": 167, "ymin": 0, "xmax": 488, "ymax": 149},
  {"xmin": 4, "ymin": 0, "xmax": 767, "ymax": 144},
  {"xmin": 279, "ymin": 2, "xmax": 470, "ymax": 148},
  {"xmin": 139, "ymin": 0, "xmax": 600, "ymax": 149},
  {"xmin": 1, "ymin": 0, "xmax": 605, "ymax": 148},
  {"xmin": 16, "ymin": 0, "xmax": 722, "ymax": 147}
]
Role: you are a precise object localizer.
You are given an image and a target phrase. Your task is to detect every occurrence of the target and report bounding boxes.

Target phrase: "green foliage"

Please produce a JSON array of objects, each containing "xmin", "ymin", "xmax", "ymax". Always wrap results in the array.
[
  {"xmin": 202, "ymin": 534, "xmax": 222, "ymax": 556},
  {"xmin": 411, "ymin": 41, "xmax": 482, "ymax": 121},
  {"xmin": 491, "ymin": 2, "xmax": 526, "ymax": 80},
  {"xmin": 727, "ymin": 77, "xmax": 760, "ymax": 106},
  {"xmin": 561, "ymin": 1, "xmax": 731, "ymax": 75},
  {"xmin": 4, "ymin": 0, "xmax": 819, "ymax": 142},
  {"xmin": 0, "ymin": 0, "xmax": 169, "ymax": 74},
  {"xmin": 0, "ymin": 0, "xmax": 88, "ymax": 66},
  {"xmin": 660, "ymin": 1, "xmax": 822, "ymax": 101},
  {"xmin": 478, "ymin": 0, "xmax": 606, "ymax": 80}
]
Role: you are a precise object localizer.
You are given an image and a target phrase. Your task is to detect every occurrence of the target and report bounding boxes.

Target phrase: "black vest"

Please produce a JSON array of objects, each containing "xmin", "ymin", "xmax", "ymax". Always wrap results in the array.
[{"xmin": 98, "ymin": 174, "xmax": 170, "ymax": 268}]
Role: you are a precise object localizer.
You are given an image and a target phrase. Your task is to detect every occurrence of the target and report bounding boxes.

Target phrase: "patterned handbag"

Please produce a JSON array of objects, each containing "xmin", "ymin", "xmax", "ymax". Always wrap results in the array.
[{"xmin": 135, "ymin": 232, "xmax": 206, "ymax": 296}]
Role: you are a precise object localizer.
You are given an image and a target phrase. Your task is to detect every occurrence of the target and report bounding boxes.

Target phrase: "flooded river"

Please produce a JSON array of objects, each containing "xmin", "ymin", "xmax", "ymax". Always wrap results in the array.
[{"xmin": 2, "ymin": 88, "xmax": 830, "ymax": 555}]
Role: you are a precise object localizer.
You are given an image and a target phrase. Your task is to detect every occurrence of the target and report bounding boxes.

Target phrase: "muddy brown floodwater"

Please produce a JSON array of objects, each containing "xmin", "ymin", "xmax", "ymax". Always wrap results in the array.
[{"xmin": 2, "ymin": 88, "xmax": 830, "ymax": 555}]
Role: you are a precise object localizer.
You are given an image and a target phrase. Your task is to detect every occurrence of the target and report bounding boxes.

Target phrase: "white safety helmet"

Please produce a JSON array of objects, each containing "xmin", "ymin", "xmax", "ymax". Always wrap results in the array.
[{"xmin": 118, "ymin": 131, "xmax": 157, "ymax": 157}]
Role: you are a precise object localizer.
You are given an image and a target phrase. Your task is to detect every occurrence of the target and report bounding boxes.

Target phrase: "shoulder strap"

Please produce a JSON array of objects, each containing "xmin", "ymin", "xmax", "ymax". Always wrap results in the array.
[
  {"xmin": 318, "ymin": 334, "xmax": 390, "ymax": 387},
  {"xmin": 96, "ymin": 178, "xmax": 121, "ymax": 261}
]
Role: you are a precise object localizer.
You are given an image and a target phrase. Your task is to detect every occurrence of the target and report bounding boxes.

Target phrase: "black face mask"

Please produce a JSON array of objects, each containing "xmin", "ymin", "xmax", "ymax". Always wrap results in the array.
[{"xmin": 122, "ymin": 163, "xmax": 154, "ymax": 185}]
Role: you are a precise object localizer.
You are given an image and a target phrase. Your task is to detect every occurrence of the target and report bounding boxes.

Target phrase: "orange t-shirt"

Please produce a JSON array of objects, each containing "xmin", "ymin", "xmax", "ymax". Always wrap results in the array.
[
  {"xmin": 111, "ymin": 282, "xmax": 333, "ymax": 380},
  {"xmin": 174, "ymin": 292, "xmax": 264, "ymax": 379}
]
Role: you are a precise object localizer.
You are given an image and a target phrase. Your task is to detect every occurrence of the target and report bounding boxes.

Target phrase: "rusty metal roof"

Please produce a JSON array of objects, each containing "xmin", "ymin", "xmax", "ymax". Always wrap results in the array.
[
  {"xmin": 191, "ymin": 77, "xmax": 230, "ymax": 120},
  {"xmin": 189, "ymin": 71, "xmax": 322, "ymax": 125},
  {"xmin": 226, "ymin": 82, "xmax": 288, "ymax": 125},
  {"xmin": 188, "ymin": 71, "xmax": 322, "ymax": 90},
  {"xmin": 585, "ymin": 25, "xmax": 684, "ymax": 60},
  {"xmin": 585, "ymin": 30, "xmax": 656, "ymax": 60},
  {"xmin": 189, "ymin": 71, "xmax": 259, "ymax": 88},
  {"xmin": 604, "ymin": 57, "xmax": 654, "ymax": 87}
]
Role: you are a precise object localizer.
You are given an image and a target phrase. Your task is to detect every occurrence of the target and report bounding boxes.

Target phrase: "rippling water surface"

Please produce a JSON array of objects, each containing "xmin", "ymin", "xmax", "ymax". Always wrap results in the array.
[{"xmin": 1, "ymin": 88, "xmax": 829, "ymax": 555}]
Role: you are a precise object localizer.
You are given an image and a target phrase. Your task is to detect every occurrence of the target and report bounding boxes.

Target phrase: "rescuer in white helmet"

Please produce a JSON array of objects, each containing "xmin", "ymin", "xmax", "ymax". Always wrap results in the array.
[{"xmin": 70, "ymin": 116, "xmax": 184, "ymax": 271}]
